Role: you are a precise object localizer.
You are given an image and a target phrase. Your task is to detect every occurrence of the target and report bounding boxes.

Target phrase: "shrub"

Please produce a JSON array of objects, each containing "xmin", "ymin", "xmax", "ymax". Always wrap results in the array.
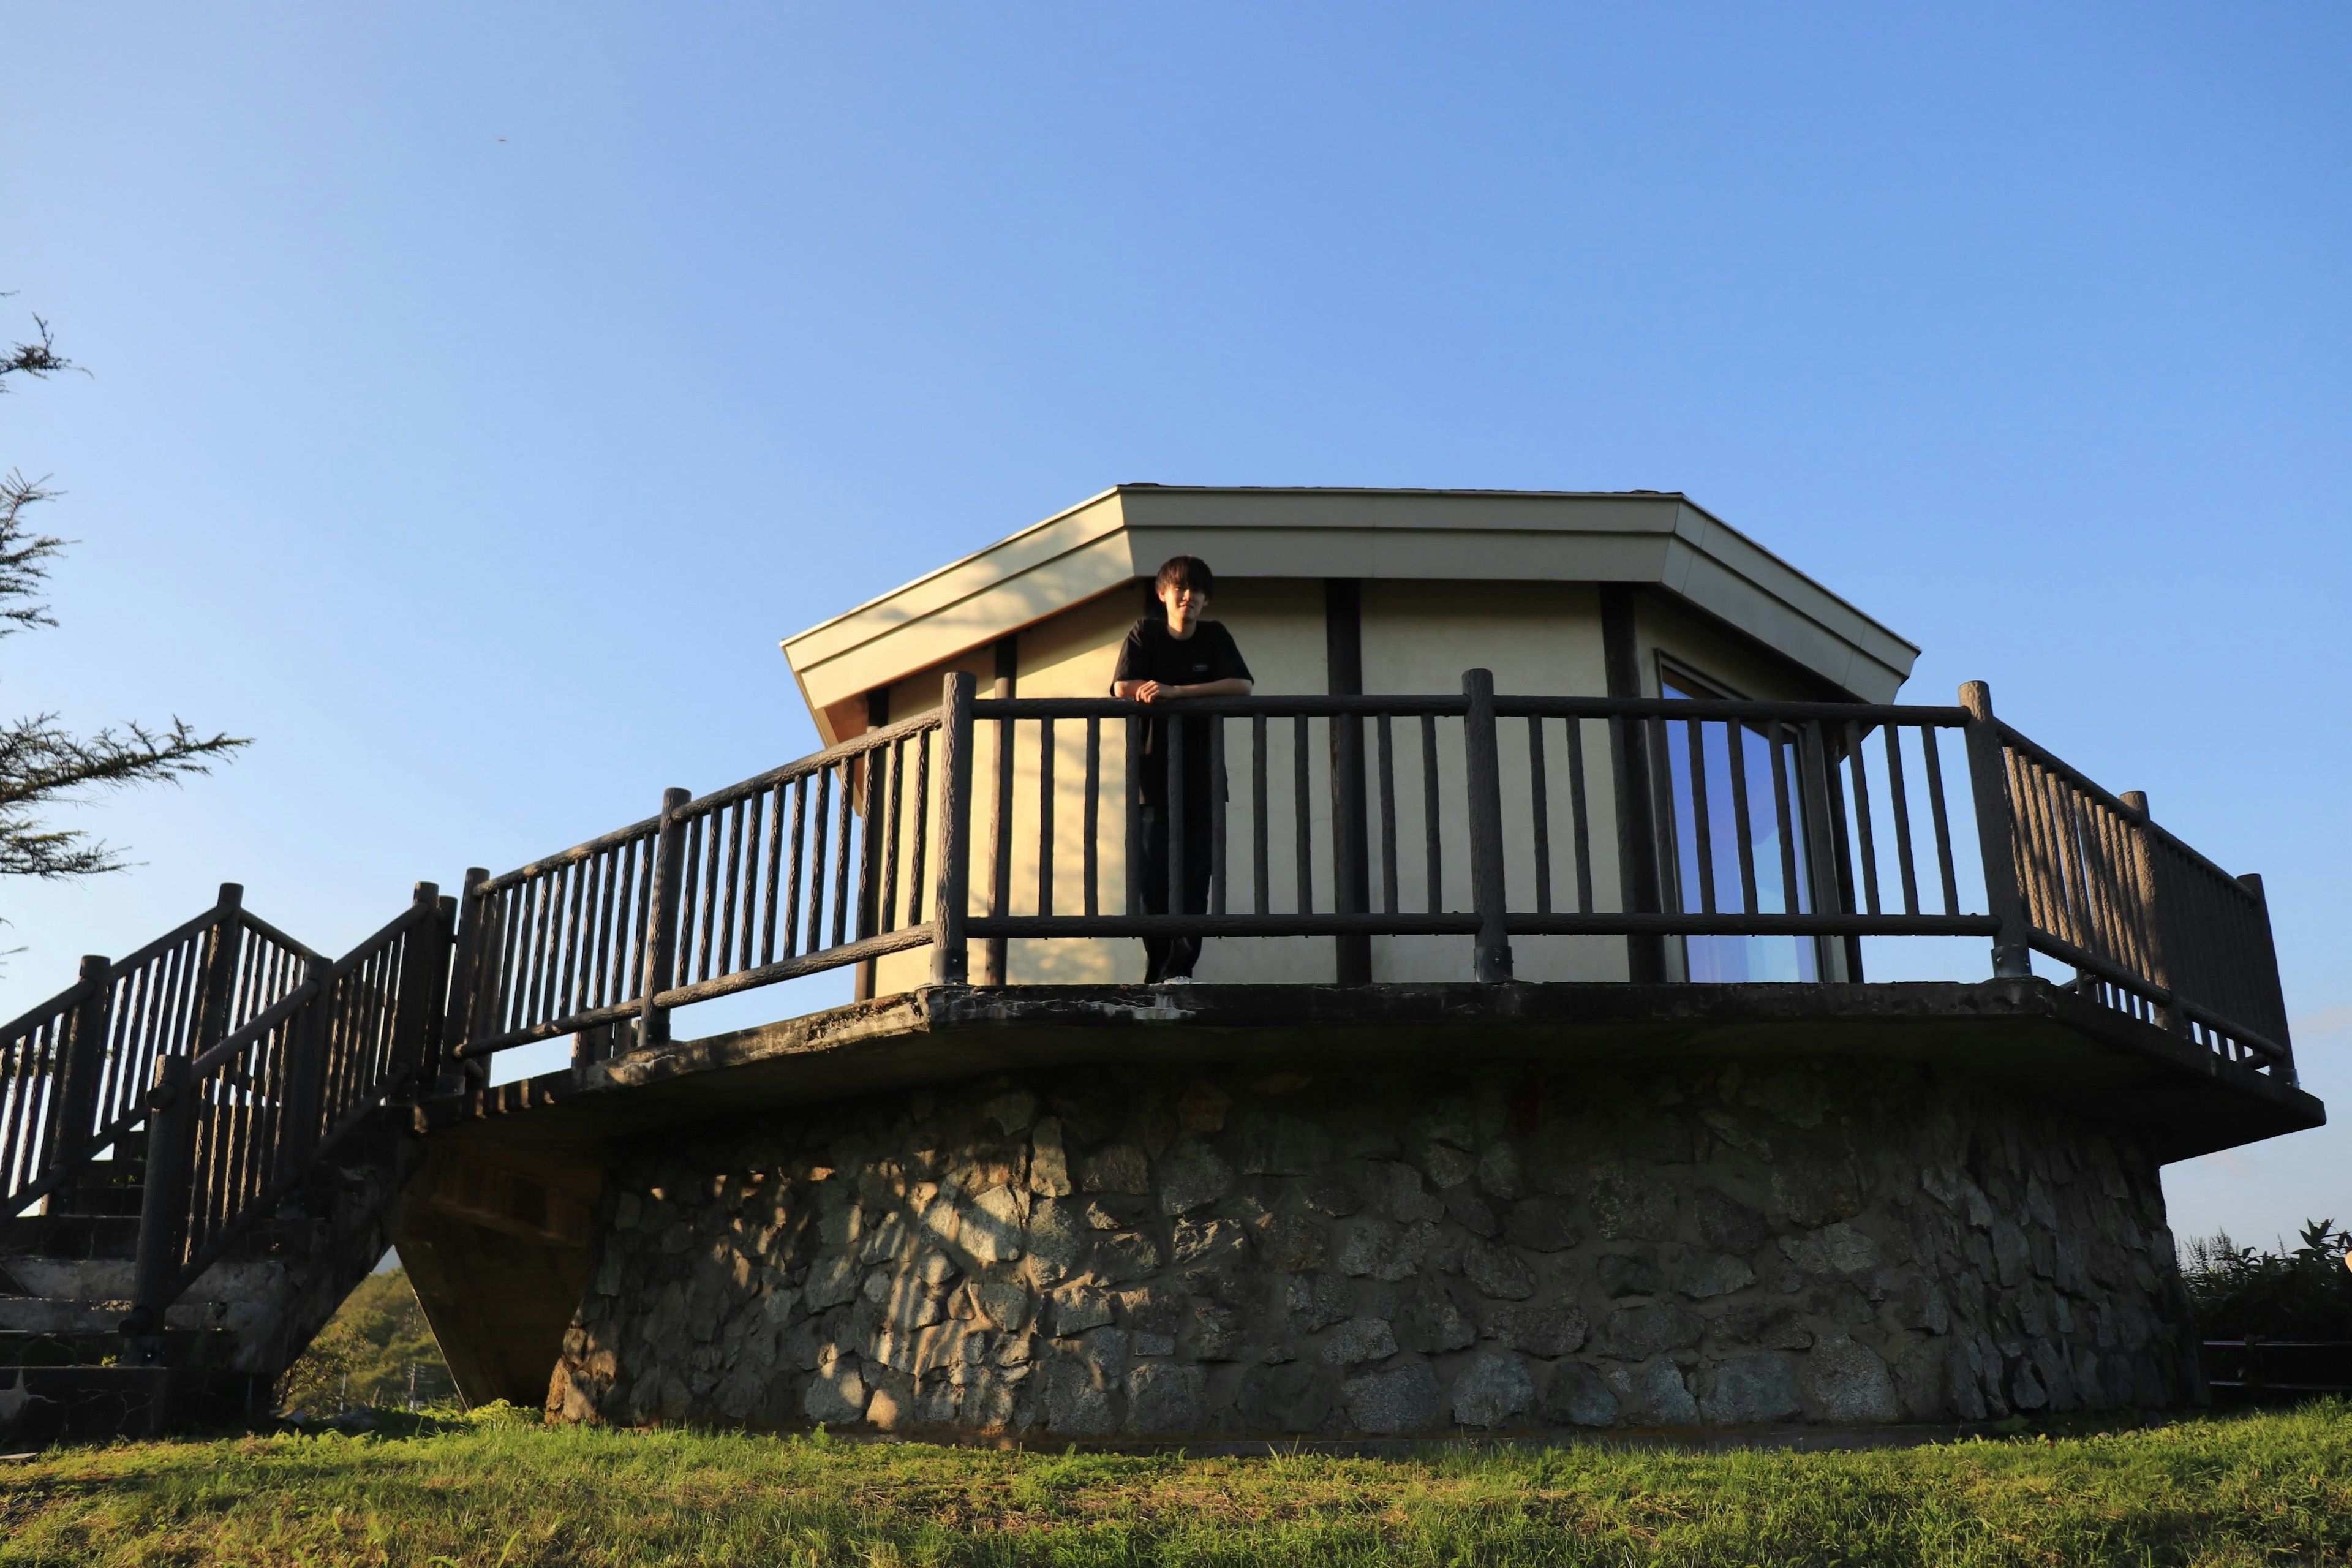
[{"xmin": 2184, "ymin": 1219, "xmax": 2352, "ymax": 1341}]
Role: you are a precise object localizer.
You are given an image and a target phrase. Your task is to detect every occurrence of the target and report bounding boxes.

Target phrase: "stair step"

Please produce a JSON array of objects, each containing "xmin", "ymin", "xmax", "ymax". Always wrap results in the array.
[
  {"xmin": 0, "ymin": 1293, "xmax": 237, "ymax": 1336},
  {"xmin": 0, "ymin": 1325, "xmax": 236, "ymax": 1371},
  {"xmin": 0, "ymin": 1364, "xmax": 268, "ymax": 1446},
  {"xmin": 1, "ymin": 1213, "xmax": 140, "ymax": 1259}
]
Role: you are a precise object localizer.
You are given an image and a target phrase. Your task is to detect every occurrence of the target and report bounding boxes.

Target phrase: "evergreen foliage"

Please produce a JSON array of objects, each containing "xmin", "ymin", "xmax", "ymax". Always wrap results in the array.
[{"xmin": 0, "ymin": 306, "xmax": 246, "ymax": 884}]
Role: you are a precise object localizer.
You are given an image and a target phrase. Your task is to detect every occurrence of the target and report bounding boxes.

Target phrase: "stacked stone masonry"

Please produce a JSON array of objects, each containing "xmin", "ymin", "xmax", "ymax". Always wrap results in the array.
[{"xmin": 545, "ymin": 1059, "xmax": 2202, "ymax": 1437}]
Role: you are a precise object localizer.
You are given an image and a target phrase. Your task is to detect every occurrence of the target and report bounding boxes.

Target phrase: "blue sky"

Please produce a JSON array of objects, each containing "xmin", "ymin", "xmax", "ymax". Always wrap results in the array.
[{"xmin": 4, "ymin": 3, "xmax": 2345, "ymax": 1248}]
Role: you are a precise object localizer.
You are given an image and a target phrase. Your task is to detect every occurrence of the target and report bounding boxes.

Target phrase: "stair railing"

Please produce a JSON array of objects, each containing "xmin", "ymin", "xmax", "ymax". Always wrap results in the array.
[
  {"xmin": 2, "ymin": 885, "xmax": 317, "ymax": 1223},
  {"xmin": 123, "ymin": 882, "xmax": 454, "ymax": 1346}
]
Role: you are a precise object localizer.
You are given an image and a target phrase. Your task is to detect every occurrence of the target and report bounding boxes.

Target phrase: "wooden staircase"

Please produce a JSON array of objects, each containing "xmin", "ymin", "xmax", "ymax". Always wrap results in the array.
[{"xmin": 1, "ymin": 884, "xmax": 451, "ymax": 1446}]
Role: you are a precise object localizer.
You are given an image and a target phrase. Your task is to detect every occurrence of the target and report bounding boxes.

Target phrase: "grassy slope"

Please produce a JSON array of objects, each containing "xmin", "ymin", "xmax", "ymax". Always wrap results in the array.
[{"xmin": 2, "ymin": 1403, "xmax": 2346, "ymax": 1567}]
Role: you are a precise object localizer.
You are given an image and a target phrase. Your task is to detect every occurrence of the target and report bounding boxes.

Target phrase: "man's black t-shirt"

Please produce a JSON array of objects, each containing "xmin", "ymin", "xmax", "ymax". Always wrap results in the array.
[{"xmin": 1112, "ymin": 616, "xmax": 1252, "ymax": 805}]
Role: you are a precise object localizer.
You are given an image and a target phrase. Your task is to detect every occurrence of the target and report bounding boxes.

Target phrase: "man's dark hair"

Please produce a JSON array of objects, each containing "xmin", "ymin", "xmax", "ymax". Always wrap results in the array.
[{"xmin": 1152, "ymin": 555, "xmax": 1216, "ymax": 600}]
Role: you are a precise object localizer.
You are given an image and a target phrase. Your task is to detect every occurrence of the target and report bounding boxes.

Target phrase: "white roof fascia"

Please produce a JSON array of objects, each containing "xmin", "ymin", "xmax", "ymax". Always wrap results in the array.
[{"xmin": 782, "ymin": 486, "xmax": 1921, "ymax": 720}]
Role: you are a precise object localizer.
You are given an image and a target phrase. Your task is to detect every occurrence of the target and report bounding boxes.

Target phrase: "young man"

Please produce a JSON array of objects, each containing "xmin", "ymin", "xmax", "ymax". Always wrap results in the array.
[{"xmin": 1111, "ymin": 556, "xmax": 1253, "ymax": 984}]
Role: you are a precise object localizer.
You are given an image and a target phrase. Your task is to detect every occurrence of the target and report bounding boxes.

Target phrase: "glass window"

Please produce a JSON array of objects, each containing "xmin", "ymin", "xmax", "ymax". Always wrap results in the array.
[{"xmin": 1659, "ymin": 664, "xmax": 1819, "ymax": 983}]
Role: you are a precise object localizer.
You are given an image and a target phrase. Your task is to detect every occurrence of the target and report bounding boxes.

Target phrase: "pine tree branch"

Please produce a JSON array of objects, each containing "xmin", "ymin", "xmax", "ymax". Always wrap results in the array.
[
  {"xmin": 0, "ymin": 715, "xmax": 252, "ymax": 878},
  {"xmin": 0, "ymin": 470, "xmax": 64, "ymax": 637},
  {"xmin": 0, "ymin": 316, "xmax": 79, "ymax": 386}
]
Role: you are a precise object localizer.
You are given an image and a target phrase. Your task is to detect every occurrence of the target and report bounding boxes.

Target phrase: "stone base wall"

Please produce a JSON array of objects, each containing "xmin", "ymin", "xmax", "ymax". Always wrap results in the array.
[{"xmin": 545, "ymin": 1057, "xmax": 2201, "ymax": 1438}]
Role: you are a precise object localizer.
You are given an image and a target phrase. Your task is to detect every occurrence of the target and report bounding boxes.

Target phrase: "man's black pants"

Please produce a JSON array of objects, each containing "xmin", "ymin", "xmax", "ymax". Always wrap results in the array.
[{"xmin": 1140, "ymin": 795, "xmax": 1214, "ymax": 982}]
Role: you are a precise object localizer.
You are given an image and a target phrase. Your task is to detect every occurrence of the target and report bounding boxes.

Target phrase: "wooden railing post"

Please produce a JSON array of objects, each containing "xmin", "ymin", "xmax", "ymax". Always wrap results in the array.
[
  {"xmin": 1462, "ymin": 669, "xmax": 1513, "ymax": 983},
  {"xmin": 435, "ymin": 869, "xmax": 491, "ymax": 1092},
  {"xmin": 280, "ymin": 967, "xmax": 333, "ymax": 1169},
  {"xmin": 932, "ymin": 671, "xmax": 975, "ymax": 986},
  {"xmin": 45, "ymin": 954, "xmax": 113, "ymax": 1205},
  {"xmin": 978, "ymin": 638, "xmax": 1017, "ymax": 986},
  {"xmin": 191, "ymin": 883, "xmax": 245, "ymax": 1051},
  {"xmin": 640, "ymin": 788, "xmax": 693, "ymax": 1047},
  {"xmin": 2117, "ymin": 791, "xmax": 2184, "ymax": 1036},
  {"xmin": 124, "ymin": 1052, "xmax": 197, "ymax": 1359},
  {"xmin": 1325, "ymin": 579, "xmax": 1372, "ymax": 984},
  {"xmin": 385, "ymin": 881, "xmax": 444, "ymax": 1096},
  {"xmin": 1958, "ymin": 682, "xmax": 2034, "ymax": 978}
]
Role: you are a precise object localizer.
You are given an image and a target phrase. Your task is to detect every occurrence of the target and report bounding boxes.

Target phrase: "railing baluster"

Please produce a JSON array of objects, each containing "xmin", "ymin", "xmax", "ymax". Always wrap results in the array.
[
  {"xmin": 1567, "ymin": 716, "xmax": 1594, "ymax": 915},
  {"xmin": 783, "ymin": 777, "xmax": 809, "ymax": 958},
  {"xmin": 909, "ymin": 731, "xmax": 931, "ymax": 927},
  {"xmin": 1883, "ymin": 725, "xmax": 1920, "ymax": 916},
  {"xmin": 1252, "ymin": 715, "xmax": 1270, "ymax": 916},
  {"xmin": 1422, "ymin": 712, "xmax": 1442, "ymax": 916},
  {"xmin": 831, "ymin": 762, "xmax": 856, "ymax": 951},
  {"xmin": 1170, "ymin": 711, "xmax": 1189, "ymax": 935},
  {"xmin": 1081, "ymin": 718, "xmax": 1099, "ymax": 919},
  {"xmin": 854, "ymin": 748, "xmax": 883, "ymax": 953},
  {"xmin": 984, "ymin": 717, "xmax": 1014, "ymax": 983},
  {"xmin": 805, "ymin": 766, "xmax": 832, "ymax": 956},
  {"xmin": 1528, "ymin": 716, "xmax": 1552, "ymax": 916},
  {"xmin": 1846, "ymin": 720, "xmax": 1880, "ymax": 917},
  {"xmin": 1820, "ymin": 723, "xmax": 1863, "ymax": 976},
  {"xmin": 881, "ymin": 744, "xmax": 904, "ymax": 936},
  {"xmin": 1036, "ymin": 718, "xmax": 1055, "ymax": 919},
  {"xmin": 1292, "ymin": 714, "xmax": 1313, "ymax": 916},
  {"xmin": 1726, "ymin": 719, "xmax": 1757, "ymax": 915},
  {"xmin": 558, "ymin": 856, "xmax": 589, "ymax": 1019},
  {"xmin": 1647, "ymin": 715, "xmax": 1681, "ymax": 918},
  {"xmin": 1376, "ymin": 714, "xmax": 1399, "ymax": 916},
  {"xmin": 701, "ymin": 809, "xmax": 730, "ymax": 982},
  {"xmin": 589, "ymin": 846, "xmax": 618, "ymax": 1012},
  {"xmin": 1920, "ymin": 726, "xmax": 1959, "ymax": 916},
  {"xmin": 761, "ymin": 785, "xmax": 786, "ymax": 964},
  {"xmin": 741, "ymin": 793, "xmax": 766, "ymax": 970},
  {"xmin": 1686, "ymin": 718, "xmax": 1716, "ymax": 916},
  {"xmin": 1126, "ymin": 714, "xmax": 1147, "ymax": 921},
  {"xmin": 861, "ymin": 747, "xmax": 884, "ymax": 992},
  {"xmin": 1210, "ymin": 717, "xmax": 1227, "ymax": 919}
]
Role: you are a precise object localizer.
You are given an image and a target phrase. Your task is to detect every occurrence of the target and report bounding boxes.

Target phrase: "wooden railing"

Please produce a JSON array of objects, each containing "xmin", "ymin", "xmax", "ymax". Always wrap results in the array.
[
  {"xmin": 127, "ymin": 884, "xmax": 453, "ymax": 1338},
  {"xmin": 435, "ymin": 670, "xmax": 2293, "ymax": 1087},
  {"xmin": 1994, "ymin": 718, "xmax": 2292, "ymax": 1071},
  {"xmin": 0, "ymin": 882, "xmax": 453, "ymax": 1355},
  {"xmin": 2, "ymin": 885, "xmax": 317, "ymax": 1221},
  {"xmin": 445, "ymin": 710, "xmax": 944, "ymax": 1063}
]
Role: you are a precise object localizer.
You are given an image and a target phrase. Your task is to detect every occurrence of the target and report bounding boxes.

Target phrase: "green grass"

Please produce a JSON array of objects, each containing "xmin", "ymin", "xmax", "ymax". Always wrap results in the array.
[{"xmin": 4, "ymin": 1402, "xmax": 2348, "ymax": 1566}]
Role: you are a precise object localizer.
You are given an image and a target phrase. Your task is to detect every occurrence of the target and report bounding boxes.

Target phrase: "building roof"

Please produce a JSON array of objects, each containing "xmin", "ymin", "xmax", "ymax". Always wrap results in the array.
[{"xmin": 782, "ymin": 485, "xmax": 1922, "ymax": 726}]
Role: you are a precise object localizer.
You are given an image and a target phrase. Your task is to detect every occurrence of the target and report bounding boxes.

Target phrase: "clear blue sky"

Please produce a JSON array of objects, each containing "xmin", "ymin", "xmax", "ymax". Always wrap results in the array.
[{"xmin": 4, "ymin": 4, "xmax": 2345, "ymax": 1248}]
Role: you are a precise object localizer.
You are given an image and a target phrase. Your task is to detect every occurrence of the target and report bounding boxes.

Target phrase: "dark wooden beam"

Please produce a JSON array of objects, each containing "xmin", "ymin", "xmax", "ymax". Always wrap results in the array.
[{"xmin": 980, "ymin": 636, "xmax": 1017, "ymax": 986}]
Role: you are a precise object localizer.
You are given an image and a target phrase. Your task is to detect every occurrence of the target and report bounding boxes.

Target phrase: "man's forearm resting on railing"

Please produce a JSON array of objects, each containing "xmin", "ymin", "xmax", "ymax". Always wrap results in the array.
[{"xmin": 1113, "ymin": 677, "xmax": 1256, "ymax": 702}]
